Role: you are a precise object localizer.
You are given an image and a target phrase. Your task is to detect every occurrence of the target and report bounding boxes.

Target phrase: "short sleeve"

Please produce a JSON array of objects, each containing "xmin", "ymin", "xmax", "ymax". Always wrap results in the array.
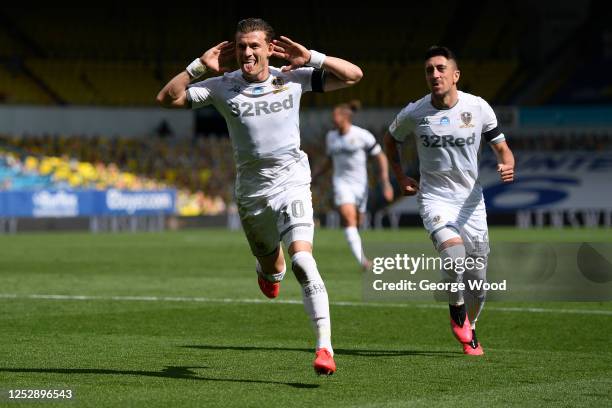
[
  {"xmin": 388, "ymin": 103, "xmax": 416, "ymax": 142},
  {"xmin": 480, "ymin": 97, "xmax": 505, "ymax": 144},
  {"xmin": 363, "ymin": 130, "xmax": 382, "ymax": 156},
  {"xmin": 186, "ymin": 78, "xmax": 215, "ymax": 109},
  {"xmin": 480, "ymin": 98, "xmax": 497, "ymax": 132},
  {"xmin": 287, "ymin": 67, "xmax": 315, "ymax": 93}
]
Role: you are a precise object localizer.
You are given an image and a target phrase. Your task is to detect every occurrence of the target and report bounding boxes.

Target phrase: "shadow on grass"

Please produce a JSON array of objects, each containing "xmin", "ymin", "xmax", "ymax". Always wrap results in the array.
[
  {"xmin": 184, "ymin": 345, "xmax": 461, "ymax": 358},
  {"xmin": 0, "ymin": 366, "xmax": 318, "ymax": 389}
]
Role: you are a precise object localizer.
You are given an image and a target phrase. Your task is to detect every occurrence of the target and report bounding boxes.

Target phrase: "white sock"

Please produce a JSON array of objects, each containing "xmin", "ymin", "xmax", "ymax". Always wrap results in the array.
[
  {"xmin": 465, "ymin": 292, "xmax": 485, "ymax": 329},
  {"xmin": 255, "ymin": 260, "xmax": 286, "ymax": 282},
  {"xmin": 440, "ymin": 245, "xmax": 466, "ymax": 305},
  {"xmin": 464, "ymin": 255, "xmax": 487, "ymax": 329},
  {"xmin": 344, "ymin": 226, "xmax": 365, "ymax": 265},
  {"xmin": 291, "ymin": 251, "xmax": 333, "ymax": 355}
]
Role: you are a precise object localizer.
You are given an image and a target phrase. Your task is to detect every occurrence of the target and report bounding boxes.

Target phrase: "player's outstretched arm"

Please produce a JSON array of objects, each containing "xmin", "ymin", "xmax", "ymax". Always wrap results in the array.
[
  {"xmin": 156, "ymin": 41, "xmax": 235, "ymax": 109},
  {"xmin": 383, "ymin": 132, "xmax": 418, "ymax": 196},
  {"xmin": 272, "ymin": 36, "xmax": 362, "ymax": 91},
  {"xmin": 319, "ymin": 56, "xmax": 363, "ymax": 91},
  {"xmin": 374, "ymin": 152, "xmax": 394, "ymax": 202},
  {"xmin": 156, "ymin": 71, "xmax": 192, "ymax": 109},
  {"xmin": 490, "ymin": 140, "xmax": 515, "ymax": 183}
]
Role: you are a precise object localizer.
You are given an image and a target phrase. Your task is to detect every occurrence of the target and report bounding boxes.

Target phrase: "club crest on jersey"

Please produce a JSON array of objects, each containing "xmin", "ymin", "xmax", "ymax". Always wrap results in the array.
[
  {"xmin": 440, "ymin": 116, "xmax": 450, "ymax": 126},
  {"xmin": 460, "ymin": 112, "xmax": 474, "ymax": 128},
  {"xmin": 418, "ymin": 117, "xmax": 430, "ymax": 126},
  {"xmin": 272, "ymin": 77, "xmax": 284, "ymax": 88},
  {"xmin": 271, "ymin": 77, "xmax": 289, "ymax": 94}
]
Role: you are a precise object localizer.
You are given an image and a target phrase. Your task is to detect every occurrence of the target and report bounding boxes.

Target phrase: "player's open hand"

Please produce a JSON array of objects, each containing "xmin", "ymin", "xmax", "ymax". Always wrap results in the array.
[
  {"xmin": 272, "ymin": 36, "xmax": 310, "ymax": 72},
  {"xmin": 398, "ymin": 175, "xmax": 419, "ymax": 196},
  {"xmin": 382, "ymin": 181, "xmax": 394, "ymax": 202},
  {"xmin": 201, "ymin": 41, "xmax": 235, "ymax": 73},
  {"xmin": 497, "ymin": 164, "xmax": 514, "ymax": 183}
]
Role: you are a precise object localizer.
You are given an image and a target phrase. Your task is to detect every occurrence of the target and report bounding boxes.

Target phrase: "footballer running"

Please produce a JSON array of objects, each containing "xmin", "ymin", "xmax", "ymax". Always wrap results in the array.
[
  {"xmin": 383, "ymin": 46, "xmax": 515, "ymax": 355},
  {"xmin": 313, "ymin": 101, "xmax": 393, "ymax": 270},
  {"xmin": 157, "ymin": 18, "xmax": 363, "ymax": 374}
]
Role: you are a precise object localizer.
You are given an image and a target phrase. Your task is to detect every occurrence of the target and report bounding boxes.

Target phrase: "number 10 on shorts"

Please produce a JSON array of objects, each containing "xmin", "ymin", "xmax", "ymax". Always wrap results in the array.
[{"xmin": 284, "ymin": 200, "xmax": 304, "ymax": 223}]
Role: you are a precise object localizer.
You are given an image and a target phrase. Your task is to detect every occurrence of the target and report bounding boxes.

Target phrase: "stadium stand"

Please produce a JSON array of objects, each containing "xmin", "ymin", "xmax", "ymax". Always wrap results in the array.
[
  {"xmin": 0, "ymin": 4, "xmax": 608, "ymax": 219},
  {"xmin": 0, "ymin": 5, "xmax": 521, "ymax": 107},
  {"xmin": 0, "ymin": 62, "xmax": 53, "ymax": 105}
]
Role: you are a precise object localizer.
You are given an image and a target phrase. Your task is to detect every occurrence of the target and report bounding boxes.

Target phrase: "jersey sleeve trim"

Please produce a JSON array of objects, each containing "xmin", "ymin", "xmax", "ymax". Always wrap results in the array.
[
  {"xmin": 483, "ymin": 126, "xmax": 502, "ymax": 142},
  {"xmin": 366, "ymin": 143, "xmax": 382, "ymax": 156},
  {"xmin": 311, "ymin": 69, "xmax": 326, "ymax": 93},
  {"xmin": 489, "ymin": 133, "xmax": 506, "ymax": 144}
]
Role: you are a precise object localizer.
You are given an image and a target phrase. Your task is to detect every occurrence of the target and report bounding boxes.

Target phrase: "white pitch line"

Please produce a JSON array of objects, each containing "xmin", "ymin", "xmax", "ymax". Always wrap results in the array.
[{"xmin": 0, "ymin": 293, "xmax": 611, "ymax": 316}]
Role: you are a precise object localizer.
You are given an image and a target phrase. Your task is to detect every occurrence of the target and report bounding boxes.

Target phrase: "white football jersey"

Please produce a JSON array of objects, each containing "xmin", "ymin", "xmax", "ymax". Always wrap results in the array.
[
  {"xmin": 187, "ymin": 66, "xmax": 323, "ymax": 198},
  {"xmin": 389, "ymin": 91, "xmax": 505, "ymax": 207},
  {"xmin": 326, "ymin": 125, "xmax": 381, "ymax": 189}
]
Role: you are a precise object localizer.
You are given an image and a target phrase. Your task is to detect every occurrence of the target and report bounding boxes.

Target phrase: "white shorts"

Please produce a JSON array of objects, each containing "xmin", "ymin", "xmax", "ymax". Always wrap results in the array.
[
  {"xmin": 420, "ymin": 199, "xmax": 490, "ymax": 257},
  {"xmin": 237, "ymin": 184, "xmax": 314, "ymax": 257},
  {"xmin": 333, "ymin": 182, "xmax": 368, "ymax": 213}
]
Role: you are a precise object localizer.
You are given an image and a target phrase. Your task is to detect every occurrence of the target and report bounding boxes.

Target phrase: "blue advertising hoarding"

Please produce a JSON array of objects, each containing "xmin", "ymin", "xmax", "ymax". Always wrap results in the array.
[
  {"xmin": 0, "ymin": 189, "xmax": 176, "ymax": 217},
  {"xmin": 390, "ymin": 151, "xmax": 612, "ymax": 213}
]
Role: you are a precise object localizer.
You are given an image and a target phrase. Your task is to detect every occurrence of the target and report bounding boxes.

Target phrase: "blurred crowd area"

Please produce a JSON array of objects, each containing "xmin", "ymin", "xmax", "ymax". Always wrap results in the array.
[
  {"xmin": 0, "ymin": 149, "xmax": 166, "ymax": 190},
  {"xmin": 4, "ymin": 129, "xmax": 610, "ymax": 217},
  {"xmin": 0, "ymin": 134, "xmax": 233, "ymax": 215}
]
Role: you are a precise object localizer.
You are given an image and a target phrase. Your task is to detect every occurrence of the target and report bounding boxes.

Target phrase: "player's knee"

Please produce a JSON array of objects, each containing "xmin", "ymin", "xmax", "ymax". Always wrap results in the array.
[
  {"xmin": 438, "ymin": 235, "xmax": 466, "ymax": 283},
  {"xmin": 291, "ymin": 251, "xmax": 322, "ymax": 285},
  {"xmin": 434, "ymin": 227, "xmax": 465, "ymax": 266},
  {"xmin": 439, "ymin": 237, "xmax": 463, "ymax": 251},
  {"xmin": 432, "ymin": 226, "xmax": 462, "ymax": 252},
  {"xmin": 287, "ymin": 239, "xmax": 312, "ymax": 256}
]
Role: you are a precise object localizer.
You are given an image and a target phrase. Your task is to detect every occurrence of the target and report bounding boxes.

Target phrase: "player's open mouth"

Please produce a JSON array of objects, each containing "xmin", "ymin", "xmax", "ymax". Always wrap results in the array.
[{"xmin": 242, "ymin": 60, "xmax": 256, "ymax": 71}]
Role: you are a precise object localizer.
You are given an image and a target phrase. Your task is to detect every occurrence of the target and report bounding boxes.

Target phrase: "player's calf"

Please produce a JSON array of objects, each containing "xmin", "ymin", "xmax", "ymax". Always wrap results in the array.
[
  {"xmin": 291, "ymin": 251, "xmax": 334, "ymax": 360},
  {"xmin": 463, "ymin": 254, "xmax": 488, "ymax": 329},
  {"xmin": 435, "ymin": 229, "xmax": 473, "ymax": 343}
]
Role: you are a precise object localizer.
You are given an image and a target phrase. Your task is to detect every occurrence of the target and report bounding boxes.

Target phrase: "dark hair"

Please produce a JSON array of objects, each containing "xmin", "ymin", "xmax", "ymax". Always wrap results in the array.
[
  {"xmin": 424, "ymin": 46, "xmax": 459, "ymax": 68},
  {"xmin": 236, "ymin": 18, "xmax": 275, "ymax": 43}
]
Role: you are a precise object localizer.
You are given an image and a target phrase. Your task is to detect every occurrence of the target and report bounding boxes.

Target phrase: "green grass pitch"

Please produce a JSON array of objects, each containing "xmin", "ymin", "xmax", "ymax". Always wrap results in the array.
[{"xmin": 0, "ymin": 228, "xmax": 611, "ymax": 407}]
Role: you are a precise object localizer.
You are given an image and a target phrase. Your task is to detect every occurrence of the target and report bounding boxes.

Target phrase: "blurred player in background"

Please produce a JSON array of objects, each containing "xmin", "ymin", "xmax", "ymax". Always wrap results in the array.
[
  {"xmin": 313, "ymin": 101, "xmax": 393, "ymax": 270},
  {"xmin": 383, "ymin": 46, "xmax": 515, "ymax": 355},
  {"xmin": 157, "ymin": 18, "xmax": 363, "ymax": 374}
]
